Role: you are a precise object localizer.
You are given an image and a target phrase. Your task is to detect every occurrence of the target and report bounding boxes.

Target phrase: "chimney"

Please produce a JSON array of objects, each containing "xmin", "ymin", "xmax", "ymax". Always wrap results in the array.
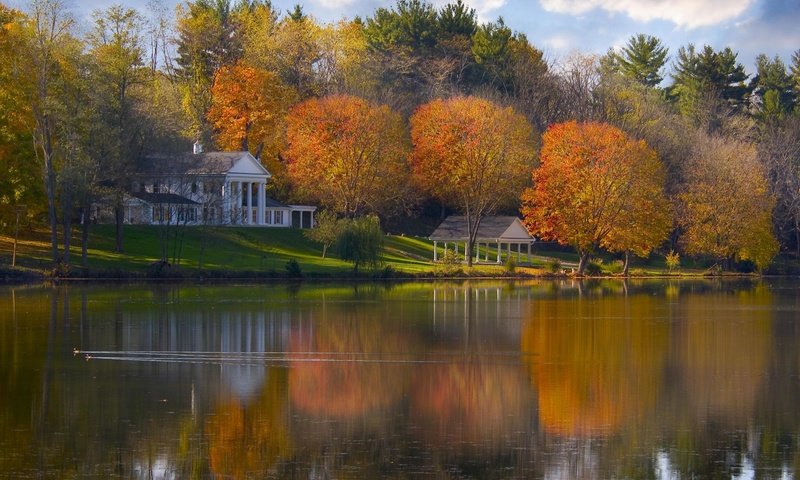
[{"xmin": 193, "ymin": 141, "xmax": 203, "ymax": 154}]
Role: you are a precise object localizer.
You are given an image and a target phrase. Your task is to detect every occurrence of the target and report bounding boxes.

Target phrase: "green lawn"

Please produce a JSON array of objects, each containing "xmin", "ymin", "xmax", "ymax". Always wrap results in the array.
[
  {"xmin": 0, "ymin": 225, "xmax": 445, "ymax": 276},
  {"xmin": 0, "ymin": 224, "xmax": 725, "ymax": 278}
]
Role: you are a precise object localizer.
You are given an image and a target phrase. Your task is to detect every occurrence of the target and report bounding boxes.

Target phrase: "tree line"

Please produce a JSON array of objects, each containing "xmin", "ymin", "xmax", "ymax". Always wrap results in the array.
[{"xmin": 1, "ymin": 0, "xmax": 799, "ymax": 272}]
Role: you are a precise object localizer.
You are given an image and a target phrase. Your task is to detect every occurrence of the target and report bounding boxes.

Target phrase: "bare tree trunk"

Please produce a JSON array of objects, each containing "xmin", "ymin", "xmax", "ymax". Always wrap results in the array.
[
  {"xmin": 577, "ymin": 252, "xmax": 590, "ymax": 275},
  {"xmin": 42, "ymin": 126, "xmax": 60, "ymax": 265},
  {"xmin": 81, "ymin": 198, "xmax": 91, "ymax": 269},
  {"xmin": 622, "ymin": 250, "xmax": 630, "ymax": 276},
  {"xmin": 61, "ymin": 192, "xmax": 72, "ymax": 270},
  {"xmin": 114, "ymin": 192, "xmax": 124, "ymax": 253}
]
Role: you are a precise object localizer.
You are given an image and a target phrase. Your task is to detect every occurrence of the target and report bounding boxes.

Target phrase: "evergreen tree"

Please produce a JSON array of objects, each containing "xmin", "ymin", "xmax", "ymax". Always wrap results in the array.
[{"xmin": 610, "ymin": 34, "xmax": 668, "ymax": 88}]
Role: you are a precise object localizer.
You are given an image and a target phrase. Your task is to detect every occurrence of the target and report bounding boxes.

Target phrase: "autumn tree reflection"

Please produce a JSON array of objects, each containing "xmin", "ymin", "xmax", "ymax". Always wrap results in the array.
[
  {"xmin": 288, "ymin": 314, "xmax": 412, "ymax": 418},
  {"xmin": 410, "ymin": 358, "xmax": 531, "ymax": 456},
  {"xmin": 206, "ymin": 367, "xmax": 291, "ymax": 478},
  {"xmin": 522, "ymin": 294, "xmax": 670, "ymax": 437}
]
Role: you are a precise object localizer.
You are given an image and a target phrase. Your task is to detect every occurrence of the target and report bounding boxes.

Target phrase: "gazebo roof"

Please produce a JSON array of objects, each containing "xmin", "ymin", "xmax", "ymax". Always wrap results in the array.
[{"xmin": 429, "ymin": 216, "xmax": 534, "ymax": 242}]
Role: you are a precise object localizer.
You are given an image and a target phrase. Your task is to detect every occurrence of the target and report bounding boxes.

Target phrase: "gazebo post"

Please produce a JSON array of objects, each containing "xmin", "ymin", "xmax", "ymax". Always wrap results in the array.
[
  {"xmin": 433, "ymin": 240, "xmax": 438, "ymax": 261},
  {"xmin": 496, "ymin": 242, "xmax": 501, "ymax": 263},
  {"xmin": 517, "ymin": 243, "xmax": 522, "ymax": 263},
  {"xmin": 527, "ymin": 242, "xmax": 531, "ymax": 264}
]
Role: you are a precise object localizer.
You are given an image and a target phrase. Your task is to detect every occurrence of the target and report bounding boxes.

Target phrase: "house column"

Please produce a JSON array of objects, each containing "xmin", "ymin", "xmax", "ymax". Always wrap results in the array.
[
  {"xmin": 222, "ymin": 181, "xmax": 231, "ymax": 224},
  {"xmin": 237, "ymin": 181, "xmax": 244, "ymax": 224},
  {"xmin": 496, "ymin": 242, "xmax": 501, "ymax": 263},
  {"xmin": 257, "ymin": 182, "xmax": 265, "ymax": 225},
  {"xmin": 433, "ymin": 241, "xmax": 438, "ymax": 261},
  {"xmin": 246, "ymin": 182, "xmax": 254, "ymax": 225}
]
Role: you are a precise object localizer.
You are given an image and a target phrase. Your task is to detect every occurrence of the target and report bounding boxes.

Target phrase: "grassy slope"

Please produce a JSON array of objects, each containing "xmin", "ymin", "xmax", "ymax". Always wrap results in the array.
[
  {"xmin": 0, "ymin": 225, "xmax": 454, "ymax": 276},
  {"xmin": 0, "ymin": 224, "xmax": 721, "ymax": 277}
]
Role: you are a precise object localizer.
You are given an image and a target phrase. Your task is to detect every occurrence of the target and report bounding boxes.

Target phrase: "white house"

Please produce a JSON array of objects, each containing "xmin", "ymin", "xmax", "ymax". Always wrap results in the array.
[{"xmin": 113, "ymin": 145, "xmax": 316, "ymax": 228}]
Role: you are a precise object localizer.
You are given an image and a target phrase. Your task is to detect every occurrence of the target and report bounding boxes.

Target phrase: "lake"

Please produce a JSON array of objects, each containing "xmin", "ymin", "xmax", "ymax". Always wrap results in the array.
[{"xmin": 1, "ymin": 279, "xmax": 799, "ymax": 479}]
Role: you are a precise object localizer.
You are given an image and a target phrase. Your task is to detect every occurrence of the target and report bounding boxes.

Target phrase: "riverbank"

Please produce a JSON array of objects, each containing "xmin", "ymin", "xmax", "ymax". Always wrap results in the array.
[{"xmin": 0, "ymin": 225, "xmax": 786, "ymax": 282}]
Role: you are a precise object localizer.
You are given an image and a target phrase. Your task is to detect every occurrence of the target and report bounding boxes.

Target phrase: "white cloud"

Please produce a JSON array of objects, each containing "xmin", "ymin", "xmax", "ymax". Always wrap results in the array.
[
  {"xmin": 539, "ymin": 0, "xmax": 755, "ymax": 29},
  {"xmin": 309, "ymin": 0, "xmax": 361, "ymax": 8},
  {"xmin": 309, "ymin": 0, "xmax": 508, "ymax": 22}
]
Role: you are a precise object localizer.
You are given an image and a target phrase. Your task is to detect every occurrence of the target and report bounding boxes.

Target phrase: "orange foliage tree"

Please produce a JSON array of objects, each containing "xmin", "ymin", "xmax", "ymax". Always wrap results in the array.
[
  {"xmin": 409, "ymin": 96, "xmax": 536, "ymax": 266},
  {"xmin": 521, "ymin": 121, "xmax": 671, "ymax": 274},
  {"xmin": 284, "ymin": 94, "xmax": 410, "ymax": 217},
  {"xmin": 207, "ymin": 61, "xmax": 296, "ymax": 169}
]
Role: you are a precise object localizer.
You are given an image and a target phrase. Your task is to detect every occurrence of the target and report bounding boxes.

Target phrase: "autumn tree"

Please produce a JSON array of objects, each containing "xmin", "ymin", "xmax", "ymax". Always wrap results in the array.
[
  {"xmin": 208, "ymin": 61, "xmax": 295, "ymax": 155},
  {"xmin": 175, "ymin": 0, "xmax": 247, "ymax": 142},
  {"xmin": 21, "ymin": 0, "xmax": 78, "ymax": 264},
  {"xmin": 521, "ymin": 121, "xmax": 672, "ymax": 274},
  {"xmin": 87, "ymin": 4, "xmax": 147, "ymax": 253},
  {"xmin": 0, "ymin": 6, "xmax": 42, "ymax": 242},
  {"xmin": 409, "ymin": 96, "xmax": 536, "ymax": 266},
  {"xmin": 303, "ymin": 210, "xmax": 343, "ymax": 259},
  {"xmin": 284, "ymin": 95, "xmax": 410, "ymax": 217},
  {"xmin": 679, "ymin": 134, "xmax": 778, "ymax": 270},
  {"xmin": 760, "ymin": 118, "xmax": 800, "ymax": 255}
]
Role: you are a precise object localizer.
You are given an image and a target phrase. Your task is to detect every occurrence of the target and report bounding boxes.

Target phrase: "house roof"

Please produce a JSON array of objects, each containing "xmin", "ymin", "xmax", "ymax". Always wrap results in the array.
[
  {"xmin": 131, "ymin": 192, "xmax": 199, "ymax": 205},
  {"xmin": 429, "ymin": 216, "xmax": 534, "ymax": 242},
  {"xmin": 138, "ymin": 151, "xmax": 270, "ymax": 177},
  {"xmin": 264, "ymin": 197, "xmax": 289, "ymax": 208}
]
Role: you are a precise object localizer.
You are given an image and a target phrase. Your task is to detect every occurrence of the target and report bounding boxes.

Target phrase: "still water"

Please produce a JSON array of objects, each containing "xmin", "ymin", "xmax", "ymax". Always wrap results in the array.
[{"xmin": 1, "ymin": 279, "xmax": 799, "ymax": 479}]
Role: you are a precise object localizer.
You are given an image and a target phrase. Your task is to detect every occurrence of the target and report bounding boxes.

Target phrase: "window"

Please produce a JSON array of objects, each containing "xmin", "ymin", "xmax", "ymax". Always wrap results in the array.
[
  {"xmin": 191, "ymin": 182, "xmax": 198, "ymax": 194},
  {"xmin": 274, "ymin": 211, "xmax": 283, "ymax": 225}
]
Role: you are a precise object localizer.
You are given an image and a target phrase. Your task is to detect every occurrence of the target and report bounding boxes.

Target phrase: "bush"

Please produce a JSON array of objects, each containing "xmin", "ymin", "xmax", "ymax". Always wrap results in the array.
[
  {"xmin": 435, "ymin": 249, "xmax": 463, "ymax": 276},
  {"xmin": 665, "ymin": 250, "xmax": 680, "ymax": 273},
  {"xmin": 546, "ymin": 258, "xmax": 562, "ymax": 274},
  {"xmin": 337, "ymin": 215, "xmax": 384, "ymax": 273},
  {"xmin": 606, "ymin": 260, "xmax": 624, "ymax": 274},
  {"xmin": 284, "ymin": 258, "xmax": 302, "ymax": 278},
  {"xmin": 304, "ymin": 210, "xmax": 342, "ymax": 259},
  {"xmin": 583, "ymin": 260, "xmax": 603, "ymax": 276},
  {"xmin": 504, "ymin": 256, "xmax": 516, "ymax": 273}
]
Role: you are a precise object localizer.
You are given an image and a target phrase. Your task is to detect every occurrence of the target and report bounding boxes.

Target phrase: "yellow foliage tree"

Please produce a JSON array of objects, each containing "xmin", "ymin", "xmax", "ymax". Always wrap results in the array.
[{"xmin": 679, "ymin": 134, "xmax": 779, "ymax": 270}]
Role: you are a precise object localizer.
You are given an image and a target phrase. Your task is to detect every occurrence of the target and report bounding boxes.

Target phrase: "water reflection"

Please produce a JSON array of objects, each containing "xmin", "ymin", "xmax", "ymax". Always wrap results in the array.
[{"xmin": 1, "ymin": 280, "xmax": 800, "ymax": 478}]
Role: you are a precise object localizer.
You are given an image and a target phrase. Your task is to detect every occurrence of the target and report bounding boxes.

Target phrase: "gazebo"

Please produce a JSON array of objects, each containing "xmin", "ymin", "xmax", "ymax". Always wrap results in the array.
[{"xmin": 429, "ymin": 215, "xmax": 536, "ymax": 264}]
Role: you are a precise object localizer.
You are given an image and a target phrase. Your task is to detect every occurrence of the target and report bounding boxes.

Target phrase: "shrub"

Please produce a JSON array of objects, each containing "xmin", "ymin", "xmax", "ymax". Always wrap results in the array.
[
  {"xmin": 583, "ymin": 260, "xmax": 603, "ymax": 276},
  {"xmin": 337, "ymin": 215, "xmax": 384, "ymax": 273},
  {"xmin": 304, "ymin": 210, "xmax": 342, "ymax": 259},
  {"xmin": 285, "ymin": 258, "xmax": 302, "ymax": 278},
  {"xmin": 435, "ymin": 249, "xmax": 463, "ymax": 276},
  {"xmin": 505, "ymin": 256, "xmax": 516, "ymax": 273},
  {"xmin": 546, "ymin": 258, "xmax": 562, "ymax": 274},
  {"xmin": 665, "ymin": 250, "xmax": 680, "ymax": 273}
]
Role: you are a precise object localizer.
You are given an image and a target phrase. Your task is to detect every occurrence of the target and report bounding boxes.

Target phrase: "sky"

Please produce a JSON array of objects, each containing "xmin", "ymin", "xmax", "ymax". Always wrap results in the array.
[{"xmin": 24, "ymin": 0, "xmax": 800, "ymax": 78}]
